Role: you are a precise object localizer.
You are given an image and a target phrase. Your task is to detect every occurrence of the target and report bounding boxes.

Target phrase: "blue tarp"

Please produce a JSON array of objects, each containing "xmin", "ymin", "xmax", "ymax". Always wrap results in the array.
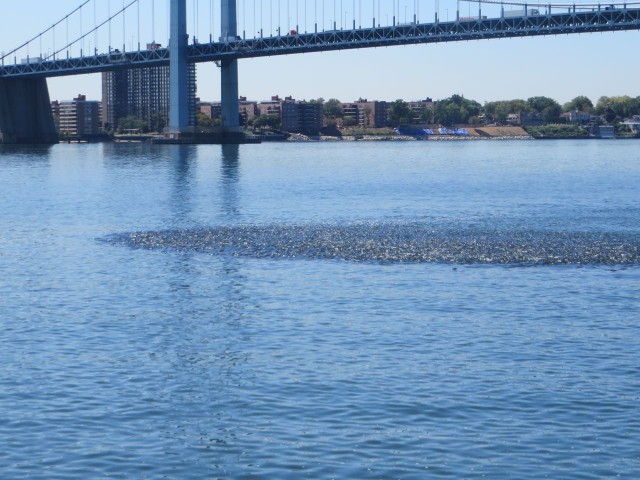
[
  {"xmin": 395, "ymin": 127, "xmax": 469, "ymax": 136},
  {"xmin": 395, "ymin": 128, "xmax": 435, "ymax": 136}
]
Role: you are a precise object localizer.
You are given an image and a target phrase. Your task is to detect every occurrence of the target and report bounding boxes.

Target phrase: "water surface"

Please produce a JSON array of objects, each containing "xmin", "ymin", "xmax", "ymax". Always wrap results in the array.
[{"xmin": 1, "ymin": 140, "xmax": 639, "ymax": 479}]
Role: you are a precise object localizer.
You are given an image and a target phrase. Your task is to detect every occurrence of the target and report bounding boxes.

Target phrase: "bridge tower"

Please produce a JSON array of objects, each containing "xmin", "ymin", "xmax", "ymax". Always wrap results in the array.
[
  {"xmin": 167, "ymin": 0, "xmax": 190, "ymax": 136},
  {"xmin": 167, "ymin": 0, "xmax": 240, "ymax": 137},
  {"xmin": 221, "ymin": 0, "xmax": 241, "ymax": 132}
]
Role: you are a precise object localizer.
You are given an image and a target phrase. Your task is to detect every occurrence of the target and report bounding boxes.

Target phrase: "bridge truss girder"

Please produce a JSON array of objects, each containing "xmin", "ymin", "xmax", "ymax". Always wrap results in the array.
[
  {"xmin": 1, "ymin": 8, "xmax": 639, "ymax": 79},
  {"xmin": 197, "ymin": 8, "xmax": 640, "ymax": 61}
]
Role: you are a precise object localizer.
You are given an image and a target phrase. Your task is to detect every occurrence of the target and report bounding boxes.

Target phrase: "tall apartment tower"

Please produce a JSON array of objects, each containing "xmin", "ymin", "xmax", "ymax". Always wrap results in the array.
[{"xmin": 102, "ymin": 44, "xmax": 197, "ymax": 131}]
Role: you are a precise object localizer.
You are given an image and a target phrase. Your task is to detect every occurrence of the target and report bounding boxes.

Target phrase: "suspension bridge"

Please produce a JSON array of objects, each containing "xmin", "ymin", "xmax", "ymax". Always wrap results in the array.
[{"xmin": 1, "ymin": 0, "xmax": 640, "ymax": 143}]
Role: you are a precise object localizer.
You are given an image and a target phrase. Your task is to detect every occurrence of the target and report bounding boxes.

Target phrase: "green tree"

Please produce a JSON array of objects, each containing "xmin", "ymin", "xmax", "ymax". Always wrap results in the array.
[
  {"xmin": 362, "ymin": 104, "xmax": 372, "ymax": 126},
  {"xmin": 117, "ymin": 116, "xmax": 148, "ymax": 133},
  {"xmin": 149, "ymin": 112, "xmax": 168, "ymax": 132},
  {"xmin": 439, "ymin": 103, "xmax": 461, "ymax": 125},
  {"xmin": 562, "ymin": 95, "xmax": 593, "ymax": 113},
  {"xmin": 484, "ymin": 99, "xmax": 526, "ymax": 123},
  {"xmin": 434, "ymin": 95, "xmax": 481, "ymax": 125},
  {"xmin": 102, "ymin": 123, "xmax": 115, "ymax": 135},
  {"xmin": 252, "ymin": 114, "xmax": 281, "ymax": 130},
  {"xmin": 195, "ymin": 111, "xmax": 218, "ymax": 128},
  {"xmin": 342, "ymin": 115, "xmax": 358, "ymax": 127},
  {"xmin": 416, "ymin": 107, "xmax": 434, "ymax": 123},
  {"xmin": 596, "ymin": 96, "xmax": 616, "ymax": 122},
  {"xmin": 595, "ymin": 96, "xmax": 640, "ymax": 121},
  {"xmin": 323, "ymin": 98, "xmax": 342, "ymax": 119},
  {"xmin": 526, "ymin": 96, "xmax": 561, "ymax": 122},
  {"xmin": 386, "ymin": 99, "xmax": 412, "ymax": 126},
  {"xmin": 468, "ymin": 115, "xmax": 483, "ymax": 126}
]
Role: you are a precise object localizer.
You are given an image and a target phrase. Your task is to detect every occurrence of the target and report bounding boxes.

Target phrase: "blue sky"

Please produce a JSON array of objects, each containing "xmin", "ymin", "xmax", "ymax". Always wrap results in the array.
[{"xmin": 2, "ymin": 0, "xmax": 639, "ymax": 105}]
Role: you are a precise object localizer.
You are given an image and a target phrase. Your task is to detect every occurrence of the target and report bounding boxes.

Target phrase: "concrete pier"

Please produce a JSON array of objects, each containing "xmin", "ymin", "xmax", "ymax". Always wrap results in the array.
[{"xmin": 0, "ymin": 78, "xmax": 58, "ymax": 144}]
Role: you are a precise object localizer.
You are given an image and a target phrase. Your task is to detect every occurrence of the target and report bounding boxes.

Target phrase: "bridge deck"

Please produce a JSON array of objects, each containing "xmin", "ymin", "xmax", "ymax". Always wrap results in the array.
[{"xmin": 2, "ymin": 8, "xmax": 640, "ymax": 79}]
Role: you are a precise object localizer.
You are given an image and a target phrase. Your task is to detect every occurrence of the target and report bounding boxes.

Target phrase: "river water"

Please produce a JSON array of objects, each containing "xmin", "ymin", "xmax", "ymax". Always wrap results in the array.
[{"xmin": 1, "ymin": 140, "xmax": 639, "ymax": 479}]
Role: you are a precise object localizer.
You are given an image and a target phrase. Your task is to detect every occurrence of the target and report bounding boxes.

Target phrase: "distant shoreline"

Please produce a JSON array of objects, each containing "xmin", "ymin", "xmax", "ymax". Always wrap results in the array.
[
  {"xmin": 55, "ymin": 124, "xmax": 639, "ymax": 144},
  {"xmin": 280, "ymin": 135, "xmax": 532, "ymax": 142}
]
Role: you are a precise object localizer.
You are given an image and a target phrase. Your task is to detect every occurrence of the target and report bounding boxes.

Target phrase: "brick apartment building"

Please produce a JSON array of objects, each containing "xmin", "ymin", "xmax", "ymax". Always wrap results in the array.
[{"xmin": 51, "ymin": 94, "xmax": 101, "ymax": 136}]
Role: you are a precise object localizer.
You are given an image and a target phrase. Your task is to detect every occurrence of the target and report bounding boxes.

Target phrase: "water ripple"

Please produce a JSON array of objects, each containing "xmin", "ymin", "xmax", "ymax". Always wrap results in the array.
[{"xmin": 105, "ymin": 222, "xmax": 640, "ymax": 265}]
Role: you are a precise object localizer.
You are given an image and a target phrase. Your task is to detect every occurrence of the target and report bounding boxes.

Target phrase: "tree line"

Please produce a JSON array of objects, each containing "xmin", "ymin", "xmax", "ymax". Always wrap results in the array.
[
  {"xmin": 293, "ymin": 94, "xmax": 640, "ymax": 127},
  {"xmin": 190, "ymin": 94, "xmax": 640, "ymax": 131},
  {"xmin": 483, "ymin": 95, "xmax": 640, "ymax": 125}
]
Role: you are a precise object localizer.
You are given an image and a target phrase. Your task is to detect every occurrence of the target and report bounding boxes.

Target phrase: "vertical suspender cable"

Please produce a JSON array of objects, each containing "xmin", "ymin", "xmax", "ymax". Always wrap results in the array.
[
  {"xmin": 372, "ymin": 0, "xmax": 375, "ymax": 25},
  {"xmin": 152, "ymin": 0, "xmax": 156, "ymax": 42},
  {"xmin": 323, "ymin": 0, "xmax": 326, "ymax": 30},
  {"xmin": 108, "ymin": 0, "xmax": 112, "ymax": 51},
  {"xmin": 94, "ymin": 0, "xmax": 98, "ymax": 54},
  {"xmin": 123, "ymin": 0, "xmax": 126, "ymax": 51},
  {"xmin": 80, "ymin": 5, "xmax": 83, "ymax": 55}
]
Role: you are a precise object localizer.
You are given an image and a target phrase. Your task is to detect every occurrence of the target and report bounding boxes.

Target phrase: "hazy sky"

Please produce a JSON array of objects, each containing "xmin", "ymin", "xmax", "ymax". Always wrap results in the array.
[{"xmin": 1, "ymin": 0, "xmax": 639, "ymax": 105}]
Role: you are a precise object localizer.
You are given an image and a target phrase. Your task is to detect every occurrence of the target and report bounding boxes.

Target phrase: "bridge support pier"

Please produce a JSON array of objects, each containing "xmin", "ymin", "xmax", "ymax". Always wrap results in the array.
[
  {"xmin": 221, "ymin": 0, "xmax": 241, "ymax": 133},
  {"xmin": 221, "ymin": 59, "xmax": 240, "ymax": 133},
  {"xmin": 164, "ymin": 0, "xmax": 241, "ymax": 140},
  {"xmin": 0, "ymin": 78, "xmax": 58, "ymax": 144}
]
